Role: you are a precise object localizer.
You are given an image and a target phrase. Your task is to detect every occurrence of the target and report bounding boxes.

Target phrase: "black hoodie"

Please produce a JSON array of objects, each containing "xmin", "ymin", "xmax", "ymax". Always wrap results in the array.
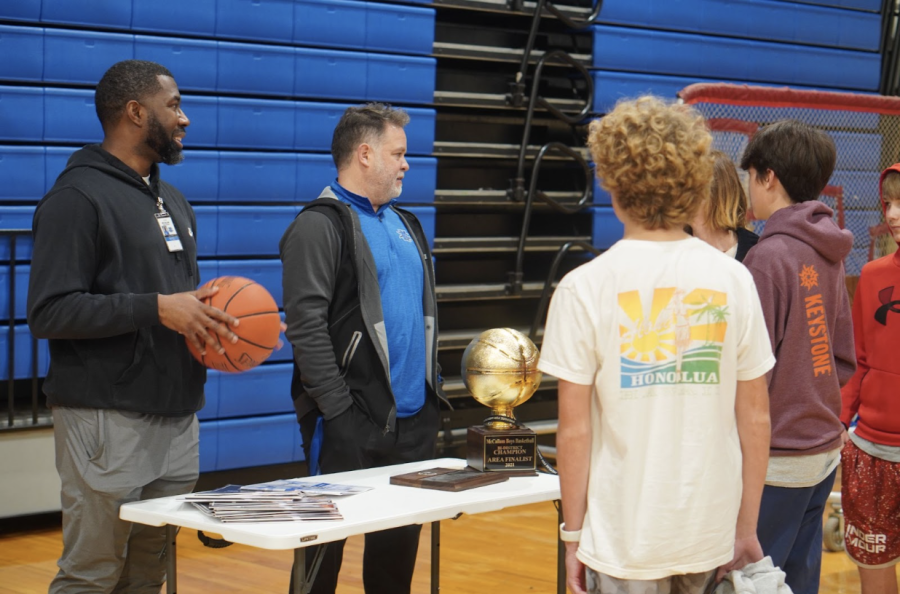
[{"xmin": 27, "ymin": 144, "xmax": 206, "ymax": 415}]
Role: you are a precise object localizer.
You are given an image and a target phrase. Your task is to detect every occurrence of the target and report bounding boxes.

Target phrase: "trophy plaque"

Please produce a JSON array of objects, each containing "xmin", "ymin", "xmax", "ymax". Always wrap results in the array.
[{"xmin": 461, "ymin": 328, "xmax": 542, "ymax": 475}]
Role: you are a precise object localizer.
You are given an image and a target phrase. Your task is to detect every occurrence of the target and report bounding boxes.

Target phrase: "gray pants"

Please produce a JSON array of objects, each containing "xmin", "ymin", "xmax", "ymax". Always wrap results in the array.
[
  {"xmin": 587, "ymin": 568, "xmax": 717, "ymax": 594},
  {"xmin": 49, "ymin": 407, "xmax": 199, "ymax": 594}
]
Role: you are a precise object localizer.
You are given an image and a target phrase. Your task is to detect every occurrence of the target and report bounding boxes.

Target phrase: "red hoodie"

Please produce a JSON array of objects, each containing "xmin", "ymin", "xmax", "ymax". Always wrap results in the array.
[
  {"xmin": 744, "ymin": 200, "xmax": 856, "ymax": 456},
  {"xmin": 840, "ymin": 163, "xmax": 900, "ymax": 445}
]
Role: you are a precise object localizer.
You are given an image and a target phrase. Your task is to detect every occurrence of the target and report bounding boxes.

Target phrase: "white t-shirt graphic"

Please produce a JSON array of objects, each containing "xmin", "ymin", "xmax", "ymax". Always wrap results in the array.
[{"xmin": 539, "ymin": 237, "xmax": 775, "ymax": 580}]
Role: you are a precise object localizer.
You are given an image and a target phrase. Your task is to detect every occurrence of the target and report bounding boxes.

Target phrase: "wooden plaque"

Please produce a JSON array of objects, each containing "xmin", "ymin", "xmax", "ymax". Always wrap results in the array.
[{"xmin": 390, "ymin": 467, "xmax": 510, "ymax": 491}]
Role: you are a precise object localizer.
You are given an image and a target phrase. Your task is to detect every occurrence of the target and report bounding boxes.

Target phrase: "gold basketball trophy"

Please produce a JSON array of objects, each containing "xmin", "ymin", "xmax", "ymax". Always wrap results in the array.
[{"xmin": 462, "ymin": 328, "xmax": 542, "ymax": 475}]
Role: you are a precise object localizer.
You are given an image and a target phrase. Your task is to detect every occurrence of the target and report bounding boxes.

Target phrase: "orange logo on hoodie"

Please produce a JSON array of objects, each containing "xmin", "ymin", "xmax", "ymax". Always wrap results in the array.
[{"xmin": 801, "ymin": 264, "xmax": 832, "ymax": 377}]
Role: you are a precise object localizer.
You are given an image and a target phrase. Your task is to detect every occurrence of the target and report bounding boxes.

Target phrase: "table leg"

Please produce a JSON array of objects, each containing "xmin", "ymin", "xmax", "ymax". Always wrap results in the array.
[
  {"xmin": 431, "ymin": 521, "xmax": 440, "ymax": 594},
  {"xmin": 166, "ymin": 524, "xmax": 177, "ymax": 594},
  {"xmin": 293, "ymin": 548, "xmax": 306, "ymax": 594},
  {"xmin": 557, "ymin": 501, "xmax": 565, "ymax": 594}
]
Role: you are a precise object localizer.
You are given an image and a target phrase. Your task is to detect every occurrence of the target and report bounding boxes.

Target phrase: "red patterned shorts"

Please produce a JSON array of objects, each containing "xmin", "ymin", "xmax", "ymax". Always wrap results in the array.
[{"xmin": 841, "ymin": 440, "xmax": 900, "ymax": 567}]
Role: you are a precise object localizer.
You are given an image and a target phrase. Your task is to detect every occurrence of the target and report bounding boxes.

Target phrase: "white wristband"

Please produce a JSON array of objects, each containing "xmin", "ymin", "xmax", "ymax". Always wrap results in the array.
[{"xmin": 559, "ymin": 522, "xmax": 582, "ymax": 542}]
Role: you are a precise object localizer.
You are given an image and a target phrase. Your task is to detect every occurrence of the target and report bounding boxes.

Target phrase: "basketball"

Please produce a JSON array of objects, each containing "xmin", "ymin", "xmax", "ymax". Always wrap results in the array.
[{"xmin": 186, "ymin": 276, "xmax": 281, "ymax": 373}]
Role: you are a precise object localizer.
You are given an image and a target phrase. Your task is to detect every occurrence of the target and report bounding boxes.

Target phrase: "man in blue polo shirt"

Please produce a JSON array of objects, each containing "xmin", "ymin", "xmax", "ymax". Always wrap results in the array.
[{"xmin": 280, "ymin": 103, "xmax": 446, "ymax": 594}]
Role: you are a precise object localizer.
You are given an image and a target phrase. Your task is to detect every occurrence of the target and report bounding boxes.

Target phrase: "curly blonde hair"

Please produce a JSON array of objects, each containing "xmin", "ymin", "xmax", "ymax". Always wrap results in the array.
[{"xmin": 588, "ymin": 96, "xmax": 713, "ymax": 230}]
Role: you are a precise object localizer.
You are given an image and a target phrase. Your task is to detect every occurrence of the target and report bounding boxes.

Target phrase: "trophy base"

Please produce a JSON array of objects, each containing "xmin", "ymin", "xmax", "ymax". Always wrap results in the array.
[{"xmin": 466, "ymin": 425, "xmax": 538, "ymax": 476}]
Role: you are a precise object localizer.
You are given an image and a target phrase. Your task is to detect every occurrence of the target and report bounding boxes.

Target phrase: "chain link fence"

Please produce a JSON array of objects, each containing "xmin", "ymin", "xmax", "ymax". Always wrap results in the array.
[{"xmin": 679, "ymin": 83, "xmax": 900, "ymax": 277}]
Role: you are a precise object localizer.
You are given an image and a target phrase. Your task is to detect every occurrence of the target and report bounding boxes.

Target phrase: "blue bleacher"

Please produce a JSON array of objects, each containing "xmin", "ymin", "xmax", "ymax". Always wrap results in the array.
[
  {"xmin": 774, "ymin": 0, "xmax": 880, "ymax": 11},
  {"xmin": 217, "ymin": 153, "xmax": 299, "ymax": 202},
  {"xmin": 0, "ymin": 25, "xmax": 43, "ymax": 82},
  {"xmin": 0, "ymin": 325, "xmax": 49, "ymax": 380},
  {"xmin": 44, "ymin": 88, "xmax": 102, "ymax": 143},
  {"xmin": 215, "ymin": 363, "xmax": 293, "ymax": 418},
  {"xmin": 0, "ymin": 0, "xmax": 41, "ymax": 21},
  {"xmin": 0, "ymin": 147, "xmax": 45, "ymax": 202},
  {"xmin": 17, "ymin": 0, "xmax": 436, "ymax": 56},
  {"xmin": 216, "ymin": 259, "xmax": 284, "ymax": 307},
  {"xmin": 132, "ymin": 0, "xmax": 217, "ymax": 36},
  {"xmin": 43, "ymin": 29, "xmax": 133, "ymax": 86},
  {"xmin": 0, "ymin": 265, "xmax": 31, "ymax": 321},
  {"xmin": 217, "ymin": 207, "xmax": 299, "ymax": 259},
  {"xmin": 592, "ymin": 207, "xmax": 624, "ymax": 249},
  {"xmin": 41, "ymin": 0, "xmax": 132, "ymax": 29},
  {"xmin": 200, "ymin": 413, "xmax": 304, "ymax": 472},
  {"xmin": 134, "ymin": 37, "xmax": 218, "ymax": 93},
  {"xmin": 0, "ymin": 87, "xmax": 43, "ymax": 142},
  {"xmin": 0, "ymin": 207, "xmax": 36, "ymax": 261},
  {"xmin": 597, "ymin": 0, "xmax": 880, "ymax": 51},
  {"xmin": 1, "ymin": 0, "xmax": 891, "ymax": 475},
  {"xmin": 592, "ymin": 25, "xmax": 881, "ymax": 91}
]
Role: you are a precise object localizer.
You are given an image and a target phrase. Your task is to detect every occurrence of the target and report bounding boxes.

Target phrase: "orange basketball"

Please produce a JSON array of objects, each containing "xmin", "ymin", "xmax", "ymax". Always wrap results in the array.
[{"xmin": 186, "ymin": 276, "xmax": 281, "ymax": 373}]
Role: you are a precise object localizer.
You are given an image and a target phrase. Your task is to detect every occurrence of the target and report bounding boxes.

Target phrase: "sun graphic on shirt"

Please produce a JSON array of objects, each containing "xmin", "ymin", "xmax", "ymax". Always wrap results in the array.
[
  {"xmin": 619, "ymin": 290, "xmax": 678, "ymax": 363},
  {"xmin": 799, "ymin": 264, "xmax": 819, "ymax": 291}
]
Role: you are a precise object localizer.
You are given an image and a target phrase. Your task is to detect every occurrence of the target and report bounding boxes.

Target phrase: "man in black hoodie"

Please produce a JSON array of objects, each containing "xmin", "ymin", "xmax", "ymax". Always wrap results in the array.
[{"xmin": 27, "ymin": 60, "xmax": 238, "ymax": 594}]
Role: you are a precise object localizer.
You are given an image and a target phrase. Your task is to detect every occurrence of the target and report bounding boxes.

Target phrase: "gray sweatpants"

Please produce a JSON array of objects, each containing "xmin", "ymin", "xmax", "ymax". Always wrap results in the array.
[{"xmin": 49, "ymin": 407, "xmax": 199, "ymax": 594}]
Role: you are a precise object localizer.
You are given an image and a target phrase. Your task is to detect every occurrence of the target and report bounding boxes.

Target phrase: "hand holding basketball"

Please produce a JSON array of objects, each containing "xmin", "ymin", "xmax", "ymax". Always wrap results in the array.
[
  {"xmin": 185, "ymin": 276, "xmax": 281, "ymax": 372},
  {"xmin": 159, "ymin": 287, "xmax": 240, "ymax": 354}
]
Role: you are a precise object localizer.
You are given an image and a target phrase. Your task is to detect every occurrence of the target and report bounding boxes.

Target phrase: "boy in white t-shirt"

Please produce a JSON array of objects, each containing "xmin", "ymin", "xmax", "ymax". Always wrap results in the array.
[{"xmin": 539, "ymin": 96, "xmax": 776, "ymax": 594}]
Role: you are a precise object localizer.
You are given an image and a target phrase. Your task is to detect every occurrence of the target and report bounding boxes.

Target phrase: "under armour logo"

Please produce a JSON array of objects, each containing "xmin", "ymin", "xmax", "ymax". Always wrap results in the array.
[{"xmin": 875, "ymin": 286, "xmax": 900, "ymax": 326}]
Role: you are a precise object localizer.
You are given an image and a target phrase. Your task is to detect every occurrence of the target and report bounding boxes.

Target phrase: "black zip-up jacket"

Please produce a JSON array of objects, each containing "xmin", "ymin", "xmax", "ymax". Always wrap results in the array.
[
  {"xmin": 27, "ymin": 144, "xmax": 205, "ymax": 415},
  {"xmin": 279, "ymin": 188, "xmax": 447, "ymax": 434}
]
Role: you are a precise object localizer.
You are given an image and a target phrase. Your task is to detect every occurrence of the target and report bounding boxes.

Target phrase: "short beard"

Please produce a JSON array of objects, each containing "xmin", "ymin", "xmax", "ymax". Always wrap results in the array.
[{"xmin": 146, "ymin": 113, "xmax": 184, "ymax": 166}]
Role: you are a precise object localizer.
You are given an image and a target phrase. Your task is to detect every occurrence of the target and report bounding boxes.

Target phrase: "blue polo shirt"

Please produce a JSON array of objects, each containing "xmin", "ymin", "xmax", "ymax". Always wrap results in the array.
[{"xmin": 331, "ymin": 183, "xmax": 425, "ymax": 417}]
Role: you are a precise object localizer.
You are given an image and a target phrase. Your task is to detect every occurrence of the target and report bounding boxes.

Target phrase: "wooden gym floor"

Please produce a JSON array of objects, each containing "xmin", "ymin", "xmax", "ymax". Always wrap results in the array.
[{"xmin": 0, "ymin": 497, "xmax": 891, "ymax": 594}]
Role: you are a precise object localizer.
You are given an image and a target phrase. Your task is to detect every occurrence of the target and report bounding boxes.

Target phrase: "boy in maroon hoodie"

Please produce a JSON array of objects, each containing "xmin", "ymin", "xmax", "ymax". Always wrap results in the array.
[
  {"xmin": 839, "ymin": 163, "xmax": 900, "ymax": 594},
  {"xmin": 739, "ymin": 119, "xmax": 856, "ymax": 594}
]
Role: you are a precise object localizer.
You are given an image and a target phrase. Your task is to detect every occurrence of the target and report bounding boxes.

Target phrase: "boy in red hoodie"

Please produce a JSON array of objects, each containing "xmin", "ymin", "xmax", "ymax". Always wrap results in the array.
[
  {"xmin": 839, "ymin": 163, "xmax": 900, "ymax": 594},
  {"xmin": 740, "ymin": 119, "xmax": 856, "ymax": 594}
]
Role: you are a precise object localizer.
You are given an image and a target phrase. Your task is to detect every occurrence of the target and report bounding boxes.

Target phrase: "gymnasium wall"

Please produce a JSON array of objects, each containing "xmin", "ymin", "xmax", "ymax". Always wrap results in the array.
[{"xmin": 0, "ymin": 0, "xmax": 885, "ymax": 516}]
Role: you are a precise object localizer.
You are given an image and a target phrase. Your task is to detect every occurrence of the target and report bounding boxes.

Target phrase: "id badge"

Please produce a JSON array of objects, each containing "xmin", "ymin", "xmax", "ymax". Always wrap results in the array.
[{"xmin": 155, "ymin": 212, "xmax": 184, "ymax": 252}]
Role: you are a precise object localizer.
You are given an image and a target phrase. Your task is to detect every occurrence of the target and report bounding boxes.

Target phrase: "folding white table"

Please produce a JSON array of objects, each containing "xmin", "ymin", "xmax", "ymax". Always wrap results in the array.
[{"xmin": 120, "ymin": 458, "xmax": 564, "ymax": 593}]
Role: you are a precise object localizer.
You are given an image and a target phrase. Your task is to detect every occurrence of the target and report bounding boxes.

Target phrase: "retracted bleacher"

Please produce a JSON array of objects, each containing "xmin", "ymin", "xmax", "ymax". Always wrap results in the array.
[{"xmin": 0, "ymin": 0, "xmax": 437, "ymax": 474}]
